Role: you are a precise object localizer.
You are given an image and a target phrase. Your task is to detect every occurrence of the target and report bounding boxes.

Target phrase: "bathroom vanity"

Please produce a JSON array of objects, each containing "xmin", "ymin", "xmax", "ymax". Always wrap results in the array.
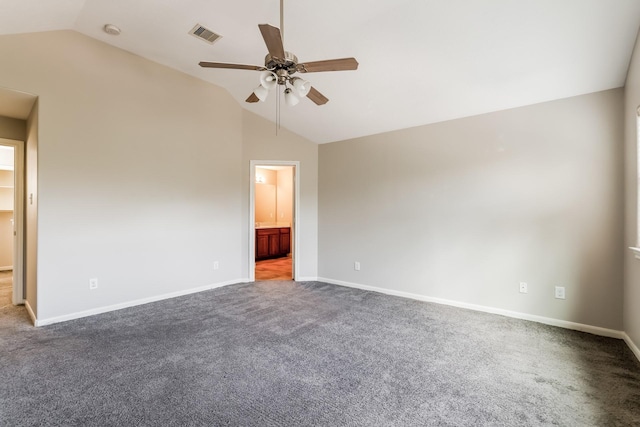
[{"xmin": 256, "ymin": 226, "xmax": 291, "ymax": 260}]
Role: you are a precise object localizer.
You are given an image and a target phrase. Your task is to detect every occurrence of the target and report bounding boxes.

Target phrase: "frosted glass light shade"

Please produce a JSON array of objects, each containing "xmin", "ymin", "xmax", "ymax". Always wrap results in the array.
[
  {"xmin": 254, "ymin": 85, "xmax": 269, "ymax": 102},
  {"xmin": 259, "ymin": 71, "xmax": 278, "ymax": 89},
  {"xmin": 291, "ymin": 78, "xmax": 311, "ymax": 97},
  {"xmin": 284, "ymin": 88, "xmax": 299, "ymax": 106}
]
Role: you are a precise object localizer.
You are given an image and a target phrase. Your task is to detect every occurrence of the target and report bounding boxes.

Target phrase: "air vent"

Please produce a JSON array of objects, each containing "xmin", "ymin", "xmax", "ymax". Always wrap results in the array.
[{"xmin": 189, "ymin": 24, "xmax": 222, "ymax": 45}]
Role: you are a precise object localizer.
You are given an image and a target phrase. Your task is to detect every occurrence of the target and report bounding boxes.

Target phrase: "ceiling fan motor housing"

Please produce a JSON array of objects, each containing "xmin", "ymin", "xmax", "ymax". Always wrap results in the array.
[{"xmin": 265, "ymin": 51, "xmax": 299, "ymax": 83}]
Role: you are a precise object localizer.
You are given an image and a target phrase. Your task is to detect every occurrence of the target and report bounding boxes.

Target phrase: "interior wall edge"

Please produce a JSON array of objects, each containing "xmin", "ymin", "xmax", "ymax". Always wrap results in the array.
[
  {"xmin": 623, "ymin": 333, "xmax": 640, "ymax": 363},
  {"xmin": 24, "ymin": 299, "xmax": 36, "ymax": 325}
]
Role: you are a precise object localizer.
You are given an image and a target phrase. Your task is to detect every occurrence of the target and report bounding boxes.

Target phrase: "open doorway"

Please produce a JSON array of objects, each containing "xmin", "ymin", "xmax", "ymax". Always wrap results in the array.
[
  {"xmin": 249, "ymin": 161, "xmax": 300, "ymax": 282},
  {"xmin": 0, "ymin": 141, "xmax": 24, "ymax": 308}
]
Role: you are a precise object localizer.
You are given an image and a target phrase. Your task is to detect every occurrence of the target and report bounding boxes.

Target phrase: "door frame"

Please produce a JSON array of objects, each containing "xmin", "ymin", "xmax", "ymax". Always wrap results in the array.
[
  {"xmin": 249, "ymin": 160, "xmax": 300, "ymax": 281},
  {"xmin": 0, "ymin": 138, "xmax": 25, "ymax": 305}
]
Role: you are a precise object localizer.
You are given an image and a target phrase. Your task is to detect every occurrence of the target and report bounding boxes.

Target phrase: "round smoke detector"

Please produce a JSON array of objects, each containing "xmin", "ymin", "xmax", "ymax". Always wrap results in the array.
[{"xmin": 103, "ymin": 24, "xmax": 121, "ymax": 36}]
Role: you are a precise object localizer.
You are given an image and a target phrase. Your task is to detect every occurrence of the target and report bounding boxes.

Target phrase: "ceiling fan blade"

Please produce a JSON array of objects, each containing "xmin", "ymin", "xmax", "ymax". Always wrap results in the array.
[
  {"xmin": 258, "ymin": 24, "xmax": 286, "ymax": 60},
  {"xmin": 307, "ymin": 87, "xmax": 329, "ymax": 105},
  {"xmin": 297, "ymin": 58, "xmax": 359, "ymax": 73},
  {"xmin": 246, "ymin": 93, "xmax": 260, "ymax": 103},
  {"xmin": 199, "ymin": 61, "xmax": 265, "ymax": 71}
]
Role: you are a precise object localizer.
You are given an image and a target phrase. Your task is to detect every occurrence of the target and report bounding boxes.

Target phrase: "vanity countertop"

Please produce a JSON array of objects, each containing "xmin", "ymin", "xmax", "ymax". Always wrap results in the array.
[{"xmin": 255, "ymin": 223, "xmax": 290, "ymax": 229}]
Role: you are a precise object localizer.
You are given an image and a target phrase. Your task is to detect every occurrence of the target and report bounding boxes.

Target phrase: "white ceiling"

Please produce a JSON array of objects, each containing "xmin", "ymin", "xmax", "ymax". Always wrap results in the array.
[{"xmin": 1, "ymin": 0, "xmax": 640, "ymax": 143}]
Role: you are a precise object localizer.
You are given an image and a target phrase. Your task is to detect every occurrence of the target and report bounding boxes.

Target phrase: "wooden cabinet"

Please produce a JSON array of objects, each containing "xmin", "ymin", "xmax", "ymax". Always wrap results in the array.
[
  {"xmin": 256, "ymin": 232, "xmax": 271, "ymax": 260},
  {"xmin": 279, "ymin": 228, "xmax": 290, "ymax": 255},
  {"xmin": 256, "ymin": 227, "xmax": 291, "ymax": 260}
]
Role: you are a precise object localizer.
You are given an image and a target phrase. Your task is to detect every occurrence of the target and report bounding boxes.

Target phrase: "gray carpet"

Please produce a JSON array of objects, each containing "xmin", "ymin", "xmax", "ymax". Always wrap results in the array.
[
  {"xmin": 0, "ymin": 270, "xmax": 12, "ymax": 309},
  {"xmin": 1, "ymin": 281, "xmax": 639, "ymax": 426}
]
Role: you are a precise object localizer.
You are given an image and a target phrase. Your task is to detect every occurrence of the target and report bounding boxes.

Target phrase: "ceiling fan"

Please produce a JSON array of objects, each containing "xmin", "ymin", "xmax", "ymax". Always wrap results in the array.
[{"xmin": 198, "ymin": 0, "xmax": 358, "ymax": 106}]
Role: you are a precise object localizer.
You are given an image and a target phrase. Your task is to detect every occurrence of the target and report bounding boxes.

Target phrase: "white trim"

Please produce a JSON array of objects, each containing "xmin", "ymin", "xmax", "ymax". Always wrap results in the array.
[
  {"xmin": 249, "ymin": 160, "xmax": 300, "ymax": 282},
  {"xmin": 295, "ymin": 276, "xmax": 319, "ymax": 282},
  {"xmin": 629, "ymin": 247, "xmax": 640, "ymax": 259},
  {"xmin": 24, "ymin": 299, "xmax": 36, "ymax": 325},
  {"xmin": 318, "ymin": 277, "xmax": 625, "ymax": 339},
  {"xmin": 32, "ymin": 279, "xmax": 242, "ymax": 327},
  {"xmin": 0, "ymin": 265, "xmax": 12, "ymax": 271},
  {"xmin": 623, "ymin": 333, "xmax": 640, "ymax": 363}
]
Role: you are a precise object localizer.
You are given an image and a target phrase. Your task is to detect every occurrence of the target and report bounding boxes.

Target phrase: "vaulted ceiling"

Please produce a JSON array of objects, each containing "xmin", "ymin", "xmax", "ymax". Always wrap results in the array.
[{"xmin": 1, "ymin": 0, "xmax": 640, "ymax": 143}]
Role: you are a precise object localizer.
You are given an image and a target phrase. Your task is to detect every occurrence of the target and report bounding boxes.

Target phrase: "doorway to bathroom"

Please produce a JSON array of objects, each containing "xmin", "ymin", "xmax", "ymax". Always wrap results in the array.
[{"xmin": 249, "ymin": 161, "xmax": 299, "ymax": 281}]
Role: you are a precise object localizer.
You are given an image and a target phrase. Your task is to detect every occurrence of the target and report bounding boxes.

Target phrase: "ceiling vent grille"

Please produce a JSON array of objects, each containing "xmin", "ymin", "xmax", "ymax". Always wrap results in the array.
[{"xmin": 189, "ymin": 24, "xmax": 222, "ymax": 44}]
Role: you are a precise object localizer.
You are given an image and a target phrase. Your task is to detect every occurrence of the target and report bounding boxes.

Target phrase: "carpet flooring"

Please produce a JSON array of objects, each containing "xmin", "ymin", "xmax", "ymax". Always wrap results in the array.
[
  {"xmin": 1, "ymin": 281, "xmax": 639, "ymax": 426},
  {"xmin": 0, "ymin": 270, "xmax": 12, "ymax": 309}
]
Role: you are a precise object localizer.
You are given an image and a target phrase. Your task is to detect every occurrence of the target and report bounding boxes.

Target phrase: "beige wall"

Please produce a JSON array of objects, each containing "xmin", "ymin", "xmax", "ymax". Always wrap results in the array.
[
  {"xmin": 0, "ymin": 116, "xmax": 25, "ymax": 141},
  {"xmin": 319, "ymin": 89, "xmax": 624, "ymax": 330},
  {"xmin": 25, "ymin": 101, "xmax": 38, "ymax": 313},
  {"xmin": 255, "ymin": 168, "xmax": 277, "ymax": 223},
  {"xmin": 0, "ymin": 29, "xmax": 319, "ymax": 321},
  {"xmin": 623, "ymin": 31, "xmax": 640, "ymax": 349},
  {"xmin": 277, "ymin": 167, "xmax": 293, "ymax": 224},
  {"xmin": 241, "ymin": 110, "xmax": 318, "ymax": 280},
  {"xmin": 0, "ymin": 93, "xmax": 36, "ymax": 309},
  {"xmin": 255, "ymin": 167, "xmax": 294, "ymax": 225},
  {"xmin": 0, "ymin": 30, "xmax": 245, "ymax": 320}
]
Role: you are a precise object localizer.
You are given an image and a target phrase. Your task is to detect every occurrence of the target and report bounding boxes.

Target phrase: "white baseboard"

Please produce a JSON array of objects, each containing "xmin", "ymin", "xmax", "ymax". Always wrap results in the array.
[
  {"xmin": 623, "ymin": 333, "xmax": 640, "ymax": 363},
  {"xmin": 0, "ymin": 265, "xmax": 12, "ymax": 271},
  {"xmin": 317, "ymin": 277, "xmax": 626, "ymax": 340},
  {"xmin": 27, "ymin": 275, "xmax": 640, "ymax": 365},
  {"xmin": 24, "ymin": 299, "xmax": 36, "ymax": 325},
  {"xmin": 33, "ymin": 279, "xmax": 243, "ymax": 327}
]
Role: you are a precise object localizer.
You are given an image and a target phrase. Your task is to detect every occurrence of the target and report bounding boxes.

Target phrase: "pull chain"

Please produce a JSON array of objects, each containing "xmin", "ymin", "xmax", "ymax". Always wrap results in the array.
[
  {"xmin": 274, "ymin": 0, "xmax": 284, "ymax": 136},
  {"xmin": 276, "ymin": 85, "xmax": 281, "ymax": 136}
]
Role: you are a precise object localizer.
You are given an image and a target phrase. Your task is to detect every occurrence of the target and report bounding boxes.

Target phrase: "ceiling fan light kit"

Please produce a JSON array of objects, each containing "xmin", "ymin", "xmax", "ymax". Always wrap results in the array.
[
  {"xmin": 198, "ymin": 0, "xmax": 358, "ymax": 108},
  {"xmin": 259, "ymin": 71, "xmax": 278, "ymax": 90},
  {"xmin": 284, "ymin": 88, "xmax": 300, "ymax": 106},
  {"xmin": 291, "ymin": 77, "xmax": 311, "ymax": 97},
  {"xmin": 253, "ymin": 85, "xmax": 270, "ymax": 102}
]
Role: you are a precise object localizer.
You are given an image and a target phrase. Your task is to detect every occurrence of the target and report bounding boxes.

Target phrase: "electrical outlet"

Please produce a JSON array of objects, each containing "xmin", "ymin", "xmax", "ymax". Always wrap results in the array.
[
  {"xmin": 354, "ymin": 261, "xmax": 361, "ymax": 271},
  {"xmin": 213, "ymin": 261, "xmax": 219, "ymax": 270},
  {"xmin": 555, "ymin": 286, "xmax": 566, "ymax": 299},
  {"xmin": 89, "ymin": 278, "xmax": 98, "ymax": 290},
  {"xmin": 519, "ymin": 282, "xmax": 528, "ymax": 293}
]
